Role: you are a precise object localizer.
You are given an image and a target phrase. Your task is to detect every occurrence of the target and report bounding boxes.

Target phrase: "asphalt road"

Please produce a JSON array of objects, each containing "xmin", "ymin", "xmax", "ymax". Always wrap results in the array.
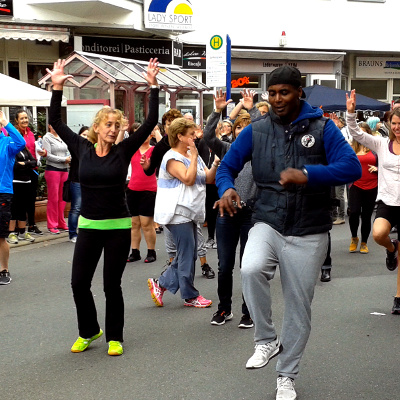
[{"xmin": 1, "ymin": 220, "xmax": 399, "ymax": 400}]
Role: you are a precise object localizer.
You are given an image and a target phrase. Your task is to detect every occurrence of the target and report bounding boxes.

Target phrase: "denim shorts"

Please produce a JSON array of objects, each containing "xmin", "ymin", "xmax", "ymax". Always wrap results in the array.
[{"xmin": 0, "ymin": 194, "xmax": 13, "ymax": 238}]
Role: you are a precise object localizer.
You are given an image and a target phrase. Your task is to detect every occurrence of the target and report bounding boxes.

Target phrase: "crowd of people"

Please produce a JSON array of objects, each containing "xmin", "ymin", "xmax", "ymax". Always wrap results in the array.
[{"xmin": 1, "ymin": 59, "xmax": 400, "ymax": 400}]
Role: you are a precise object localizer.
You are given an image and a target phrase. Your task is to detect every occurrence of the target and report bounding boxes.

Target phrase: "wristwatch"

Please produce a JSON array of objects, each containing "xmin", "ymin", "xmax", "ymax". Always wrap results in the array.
[{"xmin": 301, "ymin": 167, "xmax": 309, "ymax": 179}]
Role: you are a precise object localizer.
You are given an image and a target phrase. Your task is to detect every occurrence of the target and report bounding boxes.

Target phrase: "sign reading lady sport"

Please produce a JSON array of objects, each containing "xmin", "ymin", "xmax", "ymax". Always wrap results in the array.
[{"xmin": 144, "ymin": 0, "xmax": 195, "ymax": 31}]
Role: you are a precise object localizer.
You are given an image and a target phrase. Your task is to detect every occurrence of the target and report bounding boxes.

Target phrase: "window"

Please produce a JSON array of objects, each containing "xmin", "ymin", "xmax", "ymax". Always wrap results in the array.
[
  {"xmin": 351, "ymin": 80, "xmax": 387, "ymax": 100},
  {"xmin": 28, "ymin": 63, "xmax": 53, "ymax": 88},
  {"xmin": 231, "ymin": 74, "xmax": 261, "ymax": 89}
]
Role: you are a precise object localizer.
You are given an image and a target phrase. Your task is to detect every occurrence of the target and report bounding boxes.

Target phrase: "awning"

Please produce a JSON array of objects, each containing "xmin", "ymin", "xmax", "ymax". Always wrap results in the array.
[
  {"xmin": 232, "ymin": 48, "xmax": 345, "ymax": 62},
  {"xmin": 0, "ymin": 24, "xmax": 69, "ymax": 42},
  {"xmin": 27, "ymin": 0, "xmax": 134, "ymax": 18},
  {"xmin": 0, "ymin": 73, "xmax": 67, "ymax": 107}
]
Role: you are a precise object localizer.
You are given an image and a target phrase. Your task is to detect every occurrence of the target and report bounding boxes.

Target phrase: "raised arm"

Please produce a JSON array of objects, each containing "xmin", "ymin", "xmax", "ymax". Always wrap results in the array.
[
  {"xmin": 47, "ymin": 59, "xmax": 85, "ymax": 155},
  {"xmin": 0, "ymin": 111, "xmax": 25, "ymax": 155},
  {"xmin": 203, "ymin": 89, "xmax": 231, "ymax": 159},
  {"xmin": 119, "ymin": 58, "xmax": 160, "ymax": 158},
  {"xmin": 345, "ymin": 89, "xmax": 382, "ymax": 151}
]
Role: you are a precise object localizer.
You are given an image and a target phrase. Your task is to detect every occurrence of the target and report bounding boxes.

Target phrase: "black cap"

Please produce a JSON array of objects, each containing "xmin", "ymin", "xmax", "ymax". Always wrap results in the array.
[{"xmin": 268, "ymin": 65, "xmax": 306, "ymax": 98}]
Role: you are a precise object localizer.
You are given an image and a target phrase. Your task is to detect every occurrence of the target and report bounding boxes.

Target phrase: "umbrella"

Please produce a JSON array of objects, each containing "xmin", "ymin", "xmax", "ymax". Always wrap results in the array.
[{"xmin": 302, "ymin": 85, "xmax": 390, "ymax": 112}]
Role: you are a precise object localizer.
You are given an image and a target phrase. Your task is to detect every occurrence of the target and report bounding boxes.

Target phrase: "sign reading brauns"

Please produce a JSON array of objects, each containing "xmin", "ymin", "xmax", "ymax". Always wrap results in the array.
[
  {"xmin": 0, "ymin": 0, "xmax": 13, "ymax": 16},
  {"xmin": 81, "ymin": 36, "xmax": 183, "ymax": 66}
]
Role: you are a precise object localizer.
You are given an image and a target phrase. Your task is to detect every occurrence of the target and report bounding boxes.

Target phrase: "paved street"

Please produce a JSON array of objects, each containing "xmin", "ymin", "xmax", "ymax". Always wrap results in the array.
[{"xmin": 1, "ymin": 220, "xmax": 399, "ymax": 400}]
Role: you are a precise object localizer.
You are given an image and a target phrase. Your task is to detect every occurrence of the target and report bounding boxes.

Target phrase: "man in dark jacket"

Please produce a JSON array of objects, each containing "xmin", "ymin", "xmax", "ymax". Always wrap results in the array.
[{"xmin": 216, "ymin": 66, "xmax": 361, "ymax": 400}]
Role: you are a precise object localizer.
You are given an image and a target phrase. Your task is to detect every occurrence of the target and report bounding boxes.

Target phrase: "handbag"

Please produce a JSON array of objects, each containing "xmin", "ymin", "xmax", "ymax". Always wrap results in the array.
[{"xmin": 62, "ymin": 180, "xmax": 71, "ymax": 202}]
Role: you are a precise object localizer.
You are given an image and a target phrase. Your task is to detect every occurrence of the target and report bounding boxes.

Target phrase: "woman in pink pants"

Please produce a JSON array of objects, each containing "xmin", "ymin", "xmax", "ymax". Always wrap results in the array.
[{"xmin": 43, "ymin": 125, "xmax": 71, "ymax": 234}]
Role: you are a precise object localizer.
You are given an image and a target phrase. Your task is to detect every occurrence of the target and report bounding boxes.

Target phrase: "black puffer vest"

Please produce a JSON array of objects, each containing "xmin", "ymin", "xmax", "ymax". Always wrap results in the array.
[{"xmin": 251, "ymin": 110, "xmax": 331, "ymax": 236}]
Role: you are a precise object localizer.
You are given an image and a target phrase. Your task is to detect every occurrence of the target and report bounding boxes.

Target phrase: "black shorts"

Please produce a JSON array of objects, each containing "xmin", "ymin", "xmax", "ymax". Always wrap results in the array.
[
  {"xmin": 126, "ymin": 189, "xmax": 156, "ymax": 217},
  {"xmin": 0, "ymin": 194, "xmax": 13, "ymax": 238},
  {"xmin": 375, "ymin": 201, "xmax": 400, "ymax": 237}
]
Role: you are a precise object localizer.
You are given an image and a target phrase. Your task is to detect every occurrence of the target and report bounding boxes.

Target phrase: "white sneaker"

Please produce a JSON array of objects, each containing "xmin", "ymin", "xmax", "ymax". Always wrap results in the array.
[
  {"xmin": 276, "ymin": 376, "xmax": 296, "ymax": 400},
  {"xmin": 245, "ymin": 338, "xmax": 282, "ymax": 369},
  {"xmin": 70, "ymin": 237, "xmax": 77, "ymax": 243}
]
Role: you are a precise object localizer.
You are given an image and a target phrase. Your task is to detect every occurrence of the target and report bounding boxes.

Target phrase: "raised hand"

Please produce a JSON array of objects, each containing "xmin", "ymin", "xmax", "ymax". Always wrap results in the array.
[
  {"xmin": 346, "ymin": 89, "xmax": 356, "ymax": 113},
  {"xmin": 0, "ymin": 110, "xmax": 8, "ymax": 127},
  {"xmin": 142, "ymin": 58, "xmax": 159, "ymax": 86},
  {"xmin": 240, "ymin": 89, "xmax": 256, "ymax": 110},
  {"xmin": 46, "ymin": 59, "xmax": 73, "ymax": 90},
  {"xmin": 214, "ymin": 89, "xmax": 232, "ymax": 112}
]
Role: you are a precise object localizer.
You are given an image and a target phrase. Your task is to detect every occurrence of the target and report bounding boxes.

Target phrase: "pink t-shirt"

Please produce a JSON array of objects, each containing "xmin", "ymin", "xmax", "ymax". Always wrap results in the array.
[
  {"xmin": 128, "ymin": 146, "xmax": 157, "ymax": 192},
  {"xmin": 21, "ymin": 127, "xmax": 36, "ymax": 160}
]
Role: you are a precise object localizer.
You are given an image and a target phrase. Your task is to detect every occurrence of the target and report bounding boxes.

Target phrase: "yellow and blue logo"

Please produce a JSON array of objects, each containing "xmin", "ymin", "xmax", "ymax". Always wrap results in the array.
[{"xmin": 148, "ymin": 0, "xmax": 193, "ymax": 15}]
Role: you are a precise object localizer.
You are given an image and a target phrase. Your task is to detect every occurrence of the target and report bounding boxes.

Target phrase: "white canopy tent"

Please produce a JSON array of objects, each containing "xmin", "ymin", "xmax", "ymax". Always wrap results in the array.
[{"xmin": 0, "ymin": 73, "xmax": 67, "ymax": 107}]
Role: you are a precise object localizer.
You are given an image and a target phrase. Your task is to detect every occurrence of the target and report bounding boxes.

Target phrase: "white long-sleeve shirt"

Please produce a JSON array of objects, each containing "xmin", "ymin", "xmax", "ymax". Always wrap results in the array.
[{"xmin": 347, "ymin": 112, "xmax": 400, "ymax": 206}]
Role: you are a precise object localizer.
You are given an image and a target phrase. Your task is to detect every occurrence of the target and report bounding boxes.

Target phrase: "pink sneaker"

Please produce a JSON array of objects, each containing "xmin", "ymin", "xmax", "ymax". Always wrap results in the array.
[
  {"xmin": 48, "ymin": 228, "xmax": 60, "ymax": 235},
  {"xmin": 147, "ymin": 278, "xmax": 166, "ymax": 307},
  {"xmin": 184, "ymin": 295, "xmax": 212, "ymax": 308}
]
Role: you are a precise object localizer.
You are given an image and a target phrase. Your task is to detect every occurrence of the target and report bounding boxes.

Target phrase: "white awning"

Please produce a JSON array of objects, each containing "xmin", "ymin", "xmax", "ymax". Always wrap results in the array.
[
  {"xmin": 0, "ymin": 24, "xmax": 69, "ymax": 42},
  {"xmin": 0, "ymin": 73, "xmax": 67, "ymax": 107}
]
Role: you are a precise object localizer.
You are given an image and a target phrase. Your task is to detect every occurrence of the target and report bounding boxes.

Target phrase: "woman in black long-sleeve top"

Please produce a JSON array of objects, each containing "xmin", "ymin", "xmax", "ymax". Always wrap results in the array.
[{"xmin": 47, "ymin": 58, "xmax": 160, "ymax": 356}]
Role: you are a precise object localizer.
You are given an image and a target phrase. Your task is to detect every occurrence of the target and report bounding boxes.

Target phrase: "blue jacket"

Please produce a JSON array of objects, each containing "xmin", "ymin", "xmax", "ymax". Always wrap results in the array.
[
  {"xmin": 216, "ymin": 100, "xmax": 362, "ymax": 235},
  {"xmin": 0, "ymin": 123, "xmax": 26, "ymax": 194}
]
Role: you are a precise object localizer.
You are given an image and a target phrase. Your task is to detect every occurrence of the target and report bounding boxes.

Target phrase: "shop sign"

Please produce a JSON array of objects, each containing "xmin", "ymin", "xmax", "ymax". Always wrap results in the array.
[
  {"xmin": 183, "ymin": 45, "xmax": 206, "ymax": 70},
  {"xmin": 0, "ymin": 0, "xmax": 13, "ymax": 16},
  {"xmin": 356, "ymin": 57, "xmax": 400, "ymax": 78},
  {"xmin": 81, "ymin": 36, "xmax": 182, "ymax": 66},
  {"xmin": 144, "ymin": 0, "xmax": 195, "ymax": 32}
]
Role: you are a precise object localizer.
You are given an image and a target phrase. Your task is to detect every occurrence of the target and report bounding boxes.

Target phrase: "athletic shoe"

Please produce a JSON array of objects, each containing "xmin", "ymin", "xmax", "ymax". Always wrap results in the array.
[
  {"xmin": 58, "ymin": 226, "xmax": 69, "ymax": 232},
  {"xmin": 108, "ymin": 341, "xmax": 123, "ymax": 356},
  {"xmin": 0, "ymin": 270, "xmax": 12, "ymax": 285},
  {"xmin": 238, "ymin": 315, "xmax": 254, "ymax": 329},
  {"xmin": 211, "ymin": 310, "xmax": 233, "ymax": 325},
  {"xmin": 386, "ymin": 239, "xmax": 399, "ymax": 271},
  {"xmin": 70, "ymin": 237, "xmax": 77, "ymax": 243},
  {"xmin": 201, "ymin": 263, "xmax": 215, "ymax": 279},
  {"xmin": 6, "ymin": 232, "xmax": 18, "ymax": 244},
  {"xmin": 71, "ymin": 329, "xmax": 103, "ymax": 353},
  {"xmin": 144, "ymin": 250, "xmax": 157, "ymax": 263},
  {"xmin": 246, "ymin": 337, "xmax": 282, "ymax": 369},
  {"xmin": 147, "ymin": 278, "xmax": 165, "ymax": 307},
  {"xmin": 184, "ymin": 295, "xmax": 212, "ymax": 308},
  {"xmin": 205, "ymin": 238, "xmax": 215, "ymax": 249},
  {"xmin": 48, "ymin": 228, "xmax": 60, "ymax": 235},
  {"xmin": 127, "ymin": 249, "xmax": 141, "ymax": 262},
  {"xmin": 18, "ymin": 232, "xmax": 35, "ymax": 242},
  {"xmin": 276, "ymin": 376, "xmax": 297, "ymax": 400},
  {"xmin": 212, "ymin": 242, "xmax": 218, "ymax": 249},
  {"xmin": 28, "ymin": 225, "xmax": 43, "ymax": 235},
  {"xmin": 359, "ymin": 242, "xmax": 369, "ymax": 254},
  {"xmin": 349, "ymin": 237, "xmax": 359, "ymax": 253},
  {"xmin": 333, "ymin": 218, "xmax": 345, "ymax": 225},
  {"xmin": 392, "ymin": 297, "xmax": 400, "ymax": 314}
]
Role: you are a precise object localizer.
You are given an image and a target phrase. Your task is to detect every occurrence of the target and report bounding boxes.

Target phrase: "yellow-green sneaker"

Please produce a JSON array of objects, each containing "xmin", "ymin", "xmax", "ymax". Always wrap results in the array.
[
  {"xmin": 108, "ymin": 341, "xmax": 123, "ymax": 356},
  {"xmin": 71, "ymin": 329, "xmax": 103, "ymax": 353}
]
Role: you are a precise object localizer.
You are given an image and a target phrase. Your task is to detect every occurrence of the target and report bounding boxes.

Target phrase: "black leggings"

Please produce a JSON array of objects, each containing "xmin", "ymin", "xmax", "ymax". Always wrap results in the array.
[
  {"xmin": 348, "ymin": 185, "xmax": 378, "ymax": 243},
  {"xmin": 205, "ymin": 184, "xmax": 219, "ymax": 240},
  {"xmin": 71, "ymin": 228, "xmax": 131, "ymax": 342}
]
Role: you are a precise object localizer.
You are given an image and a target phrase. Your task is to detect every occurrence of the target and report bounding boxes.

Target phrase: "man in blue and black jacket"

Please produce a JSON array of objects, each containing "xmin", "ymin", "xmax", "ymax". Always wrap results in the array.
[{"xmin": 216, "ymin": 65, "xmax": 361, "ymax": 400}]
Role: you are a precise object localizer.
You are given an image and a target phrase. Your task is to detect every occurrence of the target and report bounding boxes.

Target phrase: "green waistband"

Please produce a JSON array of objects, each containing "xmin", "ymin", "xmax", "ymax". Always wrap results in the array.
[{"xmin": 78, "ymin": 216, "xmax": 132, "ymax": 230}]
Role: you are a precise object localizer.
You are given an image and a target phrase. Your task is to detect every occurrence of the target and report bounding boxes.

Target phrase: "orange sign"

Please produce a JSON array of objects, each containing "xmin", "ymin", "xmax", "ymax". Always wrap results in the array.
[{"xmin": 231, "ymin": 76, "xmax": 250, "ymax": 88}]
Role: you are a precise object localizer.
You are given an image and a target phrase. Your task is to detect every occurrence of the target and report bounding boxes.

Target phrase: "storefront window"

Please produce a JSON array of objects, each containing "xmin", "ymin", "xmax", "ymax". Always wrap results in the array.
[
  {"xmin": 393, "ymin": 79, "xmax": 400, "ymax": 96},
  {"xmin": 28, "ymin": 63, "xmax": 53, "ymax": 88},
  {"xmin": 351, "ymin": 80, "xmax": 387, "ymax": 100},
  {"xmin": 134, "ymin": 91, "xmax": 145, "ymax": 123},
  {"xmin": 231, "ymin": 74, "xmax": 261, "ymax": 89}
]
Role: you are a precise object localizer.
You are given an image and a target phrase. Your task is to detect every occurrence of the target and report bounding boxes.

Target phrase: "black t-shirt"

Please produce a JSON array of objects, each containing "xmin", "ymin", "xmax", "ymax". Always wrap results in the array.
[{"xmin": 49, "ymin": 89, "xmax": 159, "ymax": 220}]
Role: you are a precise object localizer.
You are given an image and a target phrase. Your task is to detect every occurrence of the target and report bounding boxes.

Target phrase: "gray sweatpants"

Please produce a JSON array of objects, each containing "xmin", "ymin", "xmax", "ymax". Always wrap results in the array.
[
  {"xmin": 164, "ymin": 222, "xmax": 207, "ymax": 259},
  {"xmin": 241, "ymin": 222, "xmax": 328, "ymax": 379}
]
